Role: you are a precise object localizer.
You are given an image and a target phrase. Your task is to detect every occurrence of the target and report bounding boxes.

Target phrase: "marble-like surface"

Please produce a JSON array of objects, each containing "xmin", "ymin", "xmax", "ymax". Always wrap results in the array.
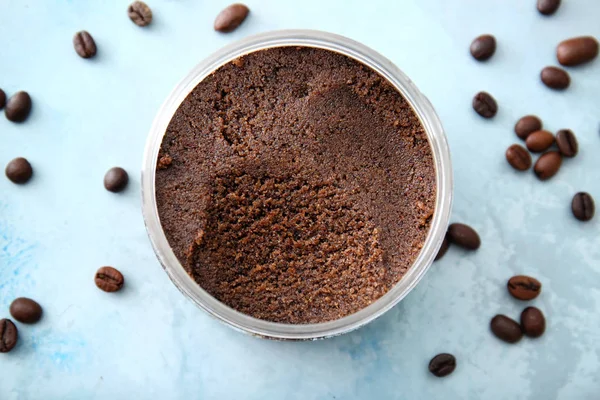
[{"xmin": 1, "ymin": 1, "xmax": 599, "ymax": 398}]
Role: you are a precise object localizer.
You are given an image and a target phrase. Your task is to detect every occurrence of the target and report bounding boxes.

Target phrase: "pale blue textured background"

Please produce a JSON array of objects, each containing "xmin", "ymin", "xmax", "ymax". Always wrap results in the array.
[{"xmin": 1, "ymin": 1, "xmax": 599, "ymax": 399}]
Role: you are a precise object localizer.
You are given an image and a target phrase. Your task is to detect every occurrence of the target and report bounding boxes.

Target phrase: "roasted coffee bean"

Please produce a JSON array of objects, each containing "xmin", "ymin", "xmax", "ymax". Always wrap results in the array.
[
  {"xmin": 556, "ymin": 129, "xmax": 578, "ymax": 157},
  {"xmin": 435, "ymin": 235, "xmax": 450, "ymax": 261},
  {"xmin": 5, "ymin": 157, "xmax": 33, "ymax": 184},
  {"xmin": 514, "ymin": 115, "xmax": 542, "ymax": 140},
  {"xmin": 128, "ymin": 1, "xmax": 153, "ymax": 27},
  {"xmin": 95, "ymin": 266, "xmax": 124, "ymax": 292},
  {"xmin": 472, "ymin": 92, "xmax": 497, "ymax": 118},
  {"xmin": 534, "ymin": 151, "xmax": 562, "ymax": 180},
  {"xmin": 428, "ymin": 353, "xmax": 456, "ymax": 377},
  {"xmin": 470, "ymin": 34, "xmax": 496, "ymax": 61},
  {"xmin": 447, "ymin": 223, "xmax": 480, "ymax": 250},
  {"xmin": 520, "ymin": 307, "xmax": 546, "ymax": 338},
  {"xmin": 73, "ymin": 31, "xmax": 97, "ymax": 59},
  {"xmin": 0, "ymin": 88, "xmax": 5, "ymax": 109},
  {"xmin": 9, "ymin": 297, "xmax": 43, "ymax": 324},
  {"xmin": 526, "ymin": 130, "xmax": 555, "ymax": 153},
  {"xmin": 5, "ymin": 91, "xmax": 32, "ymax": 122},
  {"xmin": 0, "ymin": 318, "xmax": 18, "ymax": 353},
  {"xmin": 506, "ymin": 144, "xmax": 532, "ymax": 171},
  {"xmin": 541, "ymin": 66, "xmax": 570, "ymax": 90},
  {"xmin": 214, "ymin": 4, "xmax": 250, "ymax": 33},
  {"xmin": 507, "ymin": 275, "xmax": 542, "ymax": 300},
  {"xmin": 104, "ymin": 167, "xmax": 129, "ymax": 192},
  {"xmin": 537, "ymin": 0, "xmax": 561, "ymax": 15},
  {"xmin": 571, "ymin": 192, "xmax": 595, "ymax": 222},
  {"xmin": 557, "ymin": 36, "xmax": 599, "ymax": 66},
  {"xmin": 490, "ymin": 315, "xmax": 522, "ymax": 343}
]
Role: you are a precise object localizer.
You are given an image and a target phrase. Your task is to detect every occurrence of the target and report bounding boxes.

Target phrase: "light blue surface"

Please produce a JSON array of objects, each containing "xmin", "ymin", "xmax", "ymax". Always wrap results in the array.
[{"xmin": 1, "ymin": 1, "xmax": 599, "ymax": 399}]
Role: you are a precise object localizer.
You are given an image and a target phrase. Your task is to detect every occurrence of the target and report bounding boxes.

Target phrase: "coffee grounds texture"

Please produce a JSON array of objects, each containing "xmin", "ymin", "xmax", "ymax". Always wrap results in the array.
[{"xmin": 155, "ymin": 47, "xmax": 436, "ymax": 324}]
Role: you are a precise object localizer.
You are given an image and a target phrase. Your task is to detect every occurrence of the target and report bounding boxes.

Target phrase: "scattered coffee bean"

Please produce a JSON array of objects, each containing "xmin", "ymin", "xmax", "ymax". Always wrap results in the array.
[
  {"xmin": 73, "ymin": 31, "xmax": 97, "ymax": 59},
  {"xmin": 95, "ymin": 266, "xmax": 124, "ymax": 292},
  {"xmin": 128, "ymin": 1, "xmax": 153, "ymax": 27},
  {"xmin": 514, "ymin": 115, "xmax": 542, "ymax": 140},
  {"xmin": 470, "ymin": 34, "xmax": 496, "ymax": 61},
  {"xmin": 571, "ymin": 192, "xmax": 595, "ymax": 222},
  {"xmin": 5, "ymin": 91, "xmax": 32, "ymax": 122},
  {"xmin": 435, "ymin": 235, "xmax": 450, "ymax": 261},
  {"xmin": 214, "ymin": 3, "xmax": 250, "ymax": 33},
  {"xmin": 0, "ymin": 318, "xmax": 18, "ymax": 353},
  {"xmin": 557, "ymin": 36, "xmax": 599, "ymax": 66},
  {"xmin": 555, "ymin": 129, "xmax": 578, "ymax": 157},
  {"xmin": 507, "ymin": 275, "xmax": 542, "ymax": 300},
  {"xmin": 506, "ymin": 144, "xmax": 532, "ymax": 171},
  {"xmin": 540, "ymin": 66, "xmax": 570, "ymax": 90},
  {"xmin": 490, "ymin": 315, "xmax": 523, "ymax": 343},
  {"xmin": 5, "ymin": 157, "xmax": 33, "ymax": 184},
  {"xmin": 447, "ymin": 223, "xmax": 480, "ymax": 250},
  {"xmin": 526, "ymin": 130, "xmax": 555, "ymax": 153},
  {"xmin": 428, "ymin": 353, "xmax": 456, "ymax": 377},
  {"xmin": 534, "ymin": 151, "xmax": 562, "ymax": 180},
  {"xmin": 104, "ymin": 167, "xmax": 129, "ymax": 192},
  {"xmin": 0, "ymin": 88, "xmax": 5, "ymax": 109},
  {"xmin": 9, "ymin": 298, "xmax": 43, "ymax": 324},
  {"xmin": 520, "ymin": 307, "xmax": 546, "ymax": 338},
  {"xmin": 537, "ymin": 0, "xmax": 561, "ymax": 15},
  {"xmin": 472, "ymin": 92, "xmax": 497, "ymax": 118}
]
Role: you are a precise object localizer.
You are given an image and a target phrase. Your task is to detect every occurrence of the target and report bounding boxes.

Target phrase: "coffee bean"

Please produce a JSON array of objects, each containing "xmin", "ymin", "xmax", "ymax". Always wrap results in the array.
[
  {"xmin": 428, "ymin": 353, "xmax": 456, "ymax": 377},
  {"xmin": 128, "ymin": 1, "xmax": 153, "ymax": 27},
  {"xmin": 557, "ymin": 36, "xmax": 599, "ymax": 66},
  {"xmin": 534, "ymin": 151, "xmax": 562, "ymax": 180},
  {"xmin": 514, "ymin": 115, "xmax": 542, "ymax": 140},
  {"xmin": 571, "ymin": 192, "xmax": 595, "ymax": 222},
  {"xmin": 447, "ymin": 223, "xmax": 480, "ymax": 250},
  {"xmin": 526, "ymin": 130, "xmax": 555, "ymax": 153},
  {"xmin": 9, "ymin": 298, "xmax": 43, "ymax": 324},
  {"xmin": 435, "ymin": 235, "xmax": 450, "ymax": 261},
  {"xmin": 470, "ymin": 34, "xmax": 496, "ymax": 61},
  {"xmin": 95, "ymin": 266, "xmax": 124, "ymax": 292},
  {"xmin": 506, "ymin": 144, "xmax": 532, "ymax": 171},
  {"xmin": 490, "ymin": 315, "xmax": 522, "ymax": 343},
  {"xmin": 541, "ymin": 66, "xmax": 570, "ymax": 90},
  {"xmin": 507, "ymin": 275, "xmax": 542, "ymax": 300},
  {"xmin": 104, "ymin": 167, "xmax": 129, "ymax": 192},
  {"xmin": 5, "ymin": 91, "xmax": 32, "ymax": 122},
  {"xmin": 556, "ymin": 129, "xmax": 578, "ymax": 157},
  {"xmin": 73, "ymin": 31, "xmax": 97, "ymax": 59},
  {"xmin": 0, "ymin": 318, "xmax": 18, "ymax": 353},
  {"xmin": 5, "ymin": 157, "xmax": 33, "ymax": 184},
  {"xmin": 0, "ymin": 88, "xmax": 6, "ymax": 109},
  {"xmin": 537, "ymin": 0, "xmax": 561, "ymax": 15},
  {"xmin": 214, "ymin": 4, "xmax": 250, "ymax": 33},
  {"xmin": 520, "ymin": 307, "xmax": 546, "ymax": 338},
  {"xmin": 472, "ymin": 92, "xmax": 497, "ymax": 119}
]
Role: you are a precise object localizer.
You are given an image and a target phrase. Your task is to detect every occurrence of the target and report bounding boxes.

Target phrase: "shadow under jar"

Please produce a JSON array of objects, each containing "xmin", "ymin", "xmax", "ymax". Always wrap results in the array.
[{"xmin": 142, "ymin": 31, "xmax": 452, "ymax": 340}]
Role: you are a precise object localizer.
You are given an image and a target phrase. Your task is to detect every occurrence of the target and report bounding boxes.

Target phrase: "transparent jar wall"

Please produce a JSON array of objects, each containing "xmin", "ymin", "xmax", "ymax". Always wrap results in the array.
[{"xmin": 141, "ymin": 30, "xmax": 453, "ymax": 340}]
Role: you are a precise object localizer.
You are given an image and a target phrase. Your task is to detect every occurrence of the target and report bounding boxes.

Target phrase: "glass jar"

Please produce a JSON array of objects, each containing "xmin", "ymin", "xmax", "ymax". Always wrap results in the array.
[{"xmin": 141, "ymin": 30, "xmax": 453, "ymax": 340}]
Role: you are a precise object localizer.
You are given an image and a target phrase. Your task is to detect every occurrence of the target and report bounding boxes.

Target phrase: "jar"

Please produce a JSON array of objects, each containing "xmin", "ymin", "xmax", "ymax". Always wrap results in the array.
[{"xmin": 141, "ymin": 30, "xmax": 453, "ymax": 340}]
